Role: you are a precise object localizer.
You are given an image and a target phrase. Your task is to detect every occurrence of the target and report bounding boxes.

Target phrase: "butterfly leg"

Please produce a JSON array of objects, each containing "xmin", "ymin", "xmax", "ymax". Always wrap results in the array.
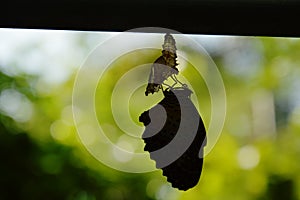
[
  {"xmin": 172, "ymin": 75, "xmax": 188, "ymax": 88},
  {"xmin": 162, "ymin": 82, "xmax": 172, "ymax": 90},
  {"xmin": 170, "ymin": 75, "xmax": 179, "ymax": 87},
  {"xmin": 172, "ymin": 75, "xmax": 183, "ymax": 85}
]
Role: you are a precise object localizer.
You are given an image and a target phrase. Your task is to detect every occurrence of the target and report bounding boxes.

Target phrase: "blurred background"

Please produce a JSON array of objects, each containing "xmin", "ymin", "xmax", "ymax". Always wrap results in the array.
[{"xmin": 0, "ymin": 28, "xmax": 300, "ymax": 200}]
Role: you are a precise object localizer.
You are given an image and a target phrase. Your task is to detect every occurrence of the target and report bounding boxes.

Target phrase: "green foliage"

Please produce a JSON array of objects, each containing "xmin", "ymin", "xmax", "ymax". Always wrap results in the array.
[{"xmin": 0, "ymin": 70, "xmax": 154, "ymax": 200}]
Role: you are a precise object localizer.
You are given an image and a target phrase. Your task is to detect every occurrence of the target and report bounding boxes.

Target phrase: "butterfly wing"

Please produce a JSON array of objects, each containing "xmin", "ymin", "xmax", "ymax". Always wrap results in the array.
[{"xmin": 139, "ymin": 88, "xmax": 207, "ymax": 190}]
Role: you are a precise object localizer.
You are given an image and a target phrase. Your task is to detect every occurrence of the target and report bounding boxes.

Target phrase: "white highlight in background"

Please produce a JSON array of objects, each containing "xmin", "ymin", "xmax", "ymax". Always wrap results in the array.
[{"xmin": 237, "ymin": 145, "xmax": 260, "ymax": 170}]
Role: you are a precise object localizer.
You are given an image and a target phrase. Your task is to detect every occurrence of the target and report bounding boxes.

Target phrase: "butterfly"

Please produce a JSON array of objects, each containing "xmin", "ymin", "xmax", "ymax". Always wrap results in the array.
[
  {"xmin": 139, "ymin": 88, "xmax": 207, "ymax": 190},
  {"xmin": 141, "ymin": 33, "xmax": 207, "ymax": 190}
]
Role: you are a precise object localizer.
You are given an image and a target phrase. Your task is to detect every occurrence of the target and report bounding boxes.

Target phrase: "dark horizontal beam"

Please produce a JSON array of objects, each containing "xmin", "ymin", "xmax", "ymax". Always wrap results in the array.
[{"xmin": 1, "ymin": 1, "xmax": 300, "ymax": 37}]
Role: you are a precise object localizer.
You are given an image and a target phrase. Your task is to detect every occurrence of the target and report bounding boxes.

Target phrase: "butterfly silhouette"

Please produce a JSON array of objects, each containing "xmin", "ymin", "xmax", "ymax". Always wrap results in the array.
[
  {"xmin": 141, "ymin": 33, "xmax": 207, "ymax": 190},
  {"xmin": 140, "ymin": 88, "xmax": 207, "ymax": 190}
]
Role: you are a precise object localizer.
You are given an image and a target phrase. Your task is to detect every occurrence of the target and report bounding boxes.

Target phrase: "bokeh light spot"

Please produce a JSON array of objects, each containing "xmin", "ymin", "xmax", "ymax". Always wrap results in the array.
[{"xmin": 237, "ymin": 145, "xmax": 260, "ymax": 170}]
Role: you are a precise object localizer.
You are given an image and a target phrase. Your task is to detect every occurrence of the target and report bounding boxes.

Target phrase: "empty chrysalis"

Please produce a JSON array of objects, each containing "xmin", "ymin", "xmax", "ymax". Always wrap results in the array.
[
  {"xmin": 145, "ymin": 33, "xmax": 179, "ymax": 96},
  {"xmin": 139, "ymin": 33, "xmax": 207, "ymax": 191}
]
